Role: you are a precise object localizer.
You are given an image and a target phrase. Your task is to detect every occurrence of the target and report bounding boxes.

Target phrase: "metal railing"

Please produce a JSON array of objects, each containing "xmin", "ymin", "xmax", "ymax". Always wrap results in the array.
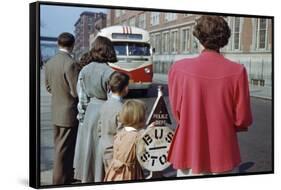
[{"xmin": 152, "ymin": 56, "xmax": 272, "ymax": 87}]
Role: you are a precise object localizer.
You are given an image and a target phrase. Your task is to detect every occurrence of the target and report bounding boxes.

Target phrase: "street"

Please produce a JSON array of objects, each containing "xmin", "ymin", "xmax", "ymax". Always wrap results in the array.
[{"xmin": 40, "ymin": 69, "xmax": 272, "ymax": 185}]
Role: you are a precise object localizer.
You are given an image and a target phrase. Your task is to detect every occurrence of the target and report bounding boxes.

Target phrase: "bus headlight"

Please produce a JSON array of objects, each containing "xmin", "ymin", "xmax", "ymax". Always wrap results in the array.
[{"xmin": 144, "ymin": 67, "xmax": 151, "ymax": 74}]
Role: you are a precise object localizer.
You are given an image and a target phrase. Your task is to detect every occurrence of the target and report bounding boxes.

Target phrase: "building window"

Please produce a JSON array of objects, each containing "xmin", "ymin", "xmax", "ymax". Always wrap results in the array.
[
  {"xmin": 150, "ymin": 34, "xmax": 156, "ymax": 54},
  {"xmin": 151, "ymin": 12, "xmax": 160, "ymax": 26},
  {"xmin": 155, "ymin": 33, "xmax": 161, "ymax": 53},
  {"xmin": 256, "ymin": 18, "xmax": 267, "ymax": 49},
  {"xmin": 181, "ymin": 27, "xmax": 190, "ymax": 52},
  {"xmin": 115, "ymin": 10, "xmax": 121, "ymax": 18},
  {"xmin": 138, "ymin": 13, "xmax": 146, "ymax": 29},
  {"xmin": 121, "ymin": 10, "xmax": 126, "ymax": 15},
  {"xmin": 170, "ymin": 30, "xmax": 178, "ymax": 53},
  {"xmin": 165, "ymin": 13, "xmax": 177, "ymax": 22},
  {"xmin": 122, "ymin": 20, "xmax": 128, "ymax": 25},
  {"xmin": 129, "ymin": 17, "xmax": 136, "ymax": 26},
  {"xmin": 232, "ymin": 17, "xmax": 241, "ymax": 50},
  {"xmin": 183, "ymin": 13, "xmax": 191, "ymax": 17},
  {"xmin": 150, "ymin": 34, "xmax": 154, "ymax": 49},
  {"xmin": 88, "ymin": 25, "xmax": 92, "ymax": 32},
  {"xmin": 162, "ymin": 32, "xmax": 170, "ymax": 53}
]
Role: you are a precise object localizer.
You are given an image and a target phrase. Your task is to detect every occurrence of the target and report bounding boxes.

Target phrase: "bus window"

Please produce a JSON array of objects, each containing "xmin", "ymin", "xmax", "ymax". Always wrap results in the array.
[
  {"xmin": 112, "ymin": 33, "xmax": 142, "ymax": 40},
  {"xmin": 128, "ymin": 43, "xmax": 150, "ymax": 56},
  {"xmin": 113, "ymin": 42, "xmax": 127, "ymax": 56}
]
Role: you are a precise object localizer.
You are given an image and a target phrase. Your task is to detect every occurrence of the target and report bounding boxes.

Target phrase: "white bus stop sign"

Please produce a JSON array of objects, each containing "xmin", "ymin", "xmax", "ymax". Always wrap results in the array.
[{"xmin": 136, "ymin": 126, "xmax": 174, "ymax": 172}]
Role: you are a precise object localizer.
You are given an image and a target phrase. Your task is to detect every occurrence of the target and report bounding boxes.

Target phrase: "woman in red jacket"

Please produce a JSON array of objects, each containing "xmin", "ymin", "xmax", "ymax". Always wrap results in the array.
[{"xmin": 167, "ymin": 15, "xmax": 253, "ymax": 176}]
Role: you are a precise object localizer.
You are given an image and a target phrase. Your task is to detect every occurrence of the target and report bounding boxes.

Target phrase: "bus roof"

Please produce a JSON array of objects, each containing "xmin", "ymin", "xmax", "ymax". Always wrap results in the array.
[{"xmin": 96, "ymin": 25, "xmax": 150, "ymax": 43}]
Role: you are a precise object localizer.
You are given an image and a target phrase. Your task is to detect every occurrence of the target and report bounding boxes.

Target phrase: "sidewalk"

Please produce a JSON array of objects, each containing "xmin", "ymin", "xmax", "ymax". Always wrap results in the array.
[{"xmin": 153, "ymin": 73, "xmax": 272, "ymax": 100}]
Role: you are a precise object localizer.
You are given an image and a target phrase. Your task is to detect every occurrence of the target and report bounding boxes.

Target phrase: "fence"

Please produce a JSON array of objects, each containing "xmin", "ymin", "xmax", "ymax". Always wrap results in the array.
[
  {"xmin": 152, "ymin": 54, "xmax": 272, "ymax": 87},
  {"xmin": 242, "ymin": 59, "xmax": 272, "ymax": 87}
]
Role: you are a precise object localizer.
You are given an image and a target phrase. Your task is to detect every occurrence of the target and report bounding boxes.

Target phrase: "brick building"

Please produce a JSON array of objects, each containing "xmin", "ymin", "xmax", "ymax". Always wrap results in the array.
[
  {"xmin": 73, "ymin": 11, "xmax": 107, "ymax": 59},
  {"xmin": 107, "ymin": 9, "xmax": 272, "ymax": 87}
]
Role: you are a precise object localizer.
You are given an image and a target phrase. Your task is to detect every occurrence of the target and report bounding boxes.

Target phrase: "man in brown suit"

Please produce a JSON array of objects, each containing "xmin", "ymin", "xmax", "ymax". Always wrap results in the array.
[{"xmin": 45, "ymin": 32, "xmax": 79, "ymax": 185}]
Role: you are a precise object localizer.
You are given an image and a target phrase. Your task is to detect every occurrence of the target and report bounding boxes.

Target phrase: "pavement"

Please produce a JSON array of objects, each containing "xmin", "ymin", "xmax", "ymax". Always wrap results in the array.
[{"xmin": 153, "ymin": 73, "xmax": 272, "ymax": 100}]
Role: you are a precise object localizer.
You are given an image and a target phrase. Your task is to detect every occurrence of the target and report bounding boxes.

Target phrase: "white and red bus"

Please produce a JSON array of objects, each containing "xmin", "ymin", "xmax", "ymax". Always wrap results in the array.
[{"xmin": 90, "ymin": 25, "xmax": 153, "ymax": 93}]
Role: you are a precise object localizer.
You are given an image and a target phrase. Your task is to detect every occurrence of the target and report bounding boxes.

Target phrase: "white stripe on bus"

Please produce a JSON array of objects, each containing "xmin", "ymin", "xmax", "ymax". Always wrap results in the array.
[{"xmin": 108, "ymin": 62, "xmax": 152, "ymax": 72}]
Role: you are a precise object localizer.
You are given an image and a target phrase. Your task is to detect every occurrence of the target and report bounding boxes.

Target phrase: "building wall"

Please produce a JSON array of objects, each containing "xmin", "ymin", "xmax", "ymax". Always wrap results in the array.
[
  {"xmin": 241, "ymin": 18, "xmax": 253, "ymax": 53},
  {"xmin": 73, "ymin": 12, "xmax": 107, "ymax": 59},
  {"xmin": 107, "ymin": 10, "xmax": 272, "ymax": 86}
]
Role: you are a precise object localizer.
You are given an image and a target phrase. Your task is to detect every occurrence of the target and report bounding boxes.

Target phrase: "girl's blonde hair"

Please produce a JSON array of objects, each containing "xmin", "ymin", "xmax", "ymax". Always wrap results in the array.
[{"xmin": 119, "ymin": 99, "xmax": 146, "ymax": 129}]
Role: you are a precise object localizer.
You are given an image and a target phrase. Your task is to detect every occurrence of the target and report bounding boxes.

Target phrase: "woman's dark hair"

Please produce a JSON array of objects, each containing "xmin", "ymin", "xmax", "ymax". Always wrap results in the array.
[
  {"xmin": 109, "ymin": 71, "xmax": 130, "ymax": 93},
  {"xmin": 57, "ymin": 32, "xmax": 75, "ymax": 48},
  {"xmin": 78, "ymin": 36, "xmax": 117, "ymax": 67},
  {"xmin": 78, "ymin": 52, "xmax": 91, "ymax": 68},
  {"xmin": 193, "ymin": 15, "xmax": 231, "ymax": 50}
]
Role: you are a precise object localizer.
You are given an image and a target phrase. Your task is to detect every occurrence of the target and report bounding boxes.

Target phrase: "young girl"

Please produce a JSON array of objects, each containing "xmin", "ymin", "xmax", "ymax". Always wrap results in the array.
[
  {"xmin": 104, "ymin": 99, "xmax": 152, "ymax": 181},
  {"xmin": 95, "ymin": 71, "xmax": 130, "ymax": 182}
]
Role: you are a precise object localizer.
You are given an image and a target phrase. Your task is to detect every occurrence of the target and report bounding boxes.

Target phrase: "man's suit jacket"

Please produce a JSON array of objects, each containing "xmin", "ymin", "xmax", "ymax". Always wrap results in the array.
[{"xmin": 45, "ymin": 51, "xmax": 79, "ymax": 127}]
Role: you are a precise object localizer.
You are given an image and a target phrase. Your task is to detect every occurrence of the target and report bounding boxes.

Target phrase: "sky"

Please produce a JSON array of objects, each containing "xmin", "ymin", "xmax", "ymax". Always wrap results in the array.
[{"xmin": 40, "ymin": 5, "xmax": 109, "ymax": 37}]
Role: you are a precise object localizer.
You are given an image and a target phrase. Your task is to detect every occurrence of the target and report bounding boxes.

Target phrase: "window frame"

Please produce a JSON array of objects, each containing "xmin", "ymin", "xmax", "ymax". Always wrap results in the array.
[
  {"xmin": 231, "ymin": 17, "xmax": 243, "ymax": 51},
  {"xmin": 138, "ymin": 13, "xmax": 146, "ymax": 29},
  {"xmin": 129, "ymin": 17, "xmax": 136, "ymax": 26},
  {"xmin": 180, "ymin": 26, "xmax": 191, "ymax": 53},
  {"xmin": 170, "ymin": 29, "xmax": 179, "ymax": 54},
  {"xmin": 164, "ymin": 13, "xmax": 177, "ymax": 22},
  {"xmin": 256, "ymin": 18, "xmax": 268, "ymax": 50},
  {"xmin": 115, "ymin": 10, "xmax": 121, "ymax": 18},
  {"xmin": 162, "ymin": 31, "xmax": 170, "ymax": 54},
  {"xmin": 150, "ymin": 12, "xmax": 160, "ymax": 26},
  {"xmin": 154, "ymin": 32, "xmax": 161, "ymax": 54}
]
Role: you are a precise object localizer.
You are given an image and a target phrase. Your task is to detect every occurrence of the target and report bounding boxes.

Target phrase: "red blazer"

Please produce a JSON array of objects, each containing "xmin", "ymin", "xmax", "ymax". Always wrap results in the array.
[{"xmin": 167, "ymin": 50, "xmax": 252, "ymax": 174}]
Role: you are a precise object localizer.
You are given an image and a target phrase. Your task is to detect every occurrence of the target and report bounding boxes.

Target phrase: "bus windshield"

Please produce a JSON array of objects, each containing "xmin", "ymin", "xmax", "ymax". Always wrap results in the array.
[
  {"xmin": 128, "ymin": 42, "xmax": 150, "ymax": 56},
  {"xmin": 113, "ymin": 42, "xmax": 150, "ymax": 56},
  {"xmin": 113, "ymin": 42, "xmax": 127, "ymax": 56}
]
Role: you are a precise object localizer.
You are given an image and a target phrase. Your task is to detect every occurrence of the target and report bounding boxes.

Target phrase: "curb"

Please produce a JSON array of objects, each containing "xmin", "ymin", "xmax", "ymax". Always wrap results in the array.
[{"xmin": 250, "ymin": 95, "xmax": 272, "ymax": 100}]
